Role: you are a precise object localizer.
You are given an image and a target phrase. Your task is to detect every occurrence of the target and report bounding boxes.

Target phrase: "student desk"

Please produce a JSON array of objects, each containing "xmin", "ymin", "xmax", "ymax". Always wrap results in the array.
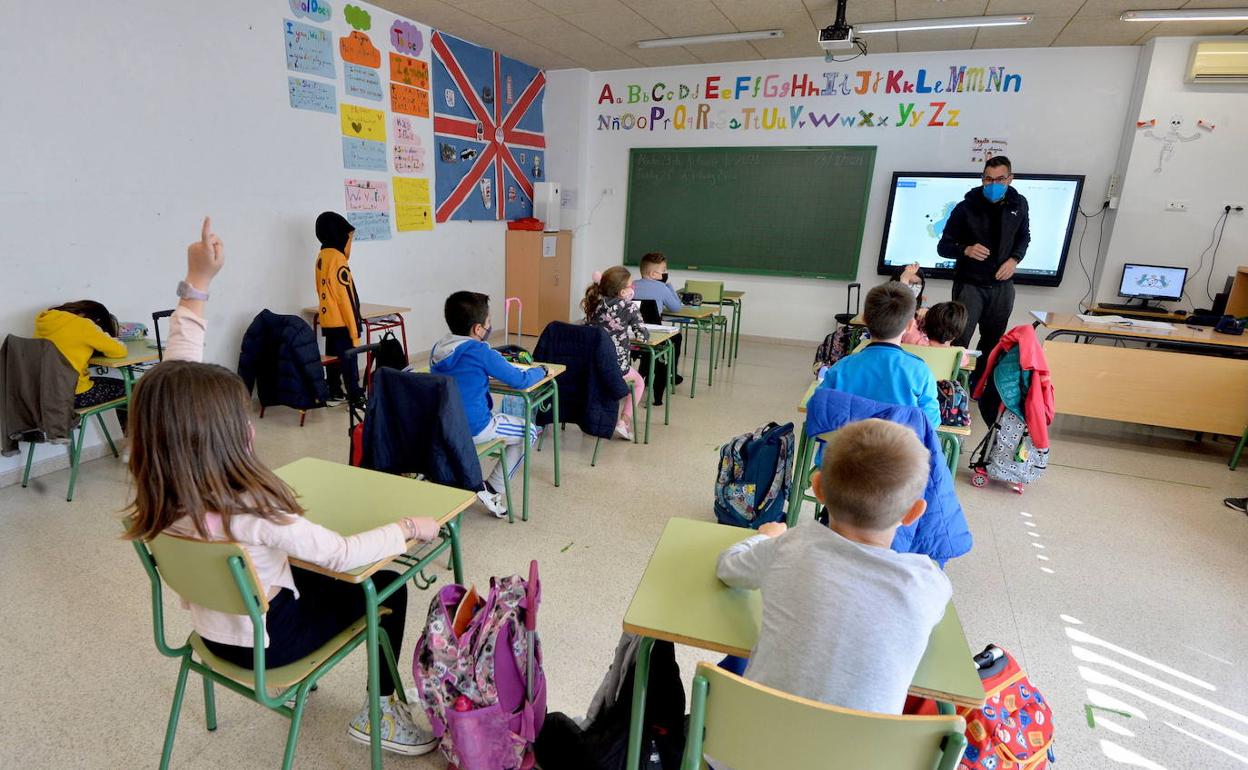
[
  {"xmin": 621, "ymin": 517, "xmax": 984, "ymax": 770},
  {"xmin": 662, "ymin": 306, "xmax": 718, "ymax": 398},
  {"xmin": 489, "ymin": 362, "xmax": 565, "ymax": 522},
  {"xmin": 88, "ymin": 340, "xmax": 160, "ymax": 399},
  {"xmin": 274, "ymin": 457, "xmax": 476, "ymax": 770},
  {"xmin": 1036, "ymin": 312, "xmax": 1248, "ymax": 467},
  {"xmin": 304, "ymin": 302, "xmax": 412, "ymax": 363},
  {"xmin": 630, "ymin": 330, "xmax": 678, "ymax": 445}
]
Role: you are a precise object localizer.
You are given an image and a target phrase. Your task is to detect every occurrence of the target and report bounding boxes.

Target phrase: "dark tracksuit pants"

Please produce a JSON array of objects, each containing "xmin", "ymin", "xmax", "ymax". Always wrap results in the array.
[{"xmin": 953, "ymin": 280, "xmax": 1015, "ymax": 390}]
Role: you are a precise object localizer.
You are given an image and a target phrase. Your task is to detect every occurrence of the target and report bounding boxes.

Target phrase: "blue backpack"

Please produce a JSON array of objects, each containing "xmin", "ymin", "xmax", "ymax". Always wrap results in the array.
[{"xmin": 714, "ymin": 422, "xmax": 795, "ymax": 529}]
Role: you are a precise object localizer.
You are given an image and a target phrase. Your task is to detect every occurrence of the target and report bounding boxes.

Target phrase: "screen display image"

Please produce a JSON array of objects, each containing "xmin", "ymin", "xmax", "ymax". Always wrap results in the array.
[
  {"xmin": 1119, "ymin": 263, "xmax": 1187, "ymax": 301},
  {"xmin": 877, "ymin": 172, "xmax": 1085, "ymax": 287}
]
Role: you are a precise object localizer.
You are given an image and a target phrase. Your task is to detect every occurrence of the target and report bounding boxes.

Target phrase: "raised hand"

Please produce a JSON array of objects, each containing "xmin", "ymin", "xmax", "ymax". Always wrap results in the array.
[{"xmin": 187, "ymin": 216, "xmax": 225, "ymax": 289}]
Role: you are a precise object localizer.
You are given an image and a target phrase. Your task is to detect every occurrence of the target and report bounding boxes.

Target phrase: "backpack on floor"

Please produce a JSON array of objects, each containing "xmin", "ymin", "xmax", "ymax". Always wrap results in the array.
[
  {"xmin": 413, "ymin": 562, "xmax": 546, "ymax": 770},
  {"xmin": 938, "ymin": 379, "xmax": 972, "ymax": 427},
  {"xmin": 811, "ymin": 325, "xmax": 854, "ymax": 377},
  {"xmin": 960, "ymin": 645, "xmax": 1056, "ymax": 770},
  {"xmin": 714, "ymin": 422, "xmax": 794, "ymax": 529}
]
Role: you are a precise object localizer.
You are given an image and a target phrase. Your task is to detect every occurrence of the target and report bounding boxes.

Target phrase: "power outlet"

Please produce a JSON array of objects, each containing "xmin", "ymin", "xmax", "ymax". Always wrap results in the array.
[
  {"xmin": 1223, "ymin": 201, "xmax": 1246, "ymax": 213},
  {"xmin": 1166, "ymin": 200, "xmax": 1188, "ymax": 212}
]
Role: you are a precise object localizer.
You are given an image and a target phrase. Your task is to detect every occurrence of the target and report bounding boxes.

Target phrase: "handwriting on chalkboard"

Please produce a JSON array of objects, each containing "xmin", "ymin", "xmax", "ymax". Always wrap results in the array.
[
  {"xmin": 289, "ymin": 77, "xmax": 336, "ymax": 113},
  {"xmin": 285, "ymin": 19, "xmax": 335, "ymax": 79}
]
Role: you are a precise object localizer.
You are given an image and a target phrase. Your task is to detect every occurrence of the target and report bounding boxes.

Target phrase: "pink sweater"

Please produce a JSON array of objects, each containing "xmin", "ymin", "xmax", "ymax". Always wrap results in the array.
[
  {"xmin": 901, "ymin": 318, "xmax": 973, "ymax": 369},
  {"xmin": 160, "ymin": 306, "xmax": 436, "ymax": 647}
]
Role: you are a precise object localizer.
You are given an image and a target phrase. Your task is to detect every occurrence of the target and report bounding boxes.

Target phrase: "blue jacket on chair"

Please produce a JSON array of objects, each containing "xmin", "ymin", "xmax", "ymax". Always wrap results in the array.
[
  {"xmin": 533, "ymin": 322, "xmax": 629, "ymax": 440},
  {"xmin": 805, "ymin": 388, "xmax": 973, "ymax": 565},
  {"xmin": 237, "ymin": 310, "xmax": 329, "ymax": 411},
  {"xmin": 360, "ymin": 368, "xmax": 483, "ymax": 491}
]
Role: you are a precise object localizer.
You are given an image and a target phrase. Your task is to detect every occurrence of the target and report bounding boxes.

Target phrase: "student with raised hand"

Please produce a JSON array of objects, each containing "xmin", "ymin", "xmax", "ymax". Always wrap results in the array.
[{"xmin": 124, "ymin": 218, "xmax": 441, "ymax": 757}]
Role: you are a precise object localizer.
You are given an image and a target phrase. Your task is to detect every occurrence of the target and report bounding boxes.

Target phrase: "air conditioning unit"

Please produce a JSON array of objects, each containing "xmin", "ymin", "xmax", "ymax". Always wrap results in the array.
[{"xmin": 1186, "ymin": 40, "xmax": 1248, "ymax": 84}]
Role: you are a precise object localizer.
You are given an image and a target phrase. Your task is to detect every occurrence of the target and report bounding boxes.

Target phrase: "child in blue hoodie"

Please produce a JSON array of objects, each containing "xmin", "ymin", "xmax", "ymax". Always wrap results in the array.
[{"xmin": 431, "ymin": 291, "xmax": 547, "ymax": 517}]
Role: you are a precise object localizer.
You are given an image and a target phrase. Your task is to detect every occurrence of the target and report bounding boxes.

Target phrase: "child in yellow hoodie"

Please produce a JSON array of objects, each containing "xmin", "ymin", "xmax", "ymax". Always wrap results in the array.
[
  {"xmin": 34, "ymin": 300, "xmax": 128, "ymax": 409},
  {"xmin": 314, "ymin": 211, "xmax": 364, "ymax": 404}
]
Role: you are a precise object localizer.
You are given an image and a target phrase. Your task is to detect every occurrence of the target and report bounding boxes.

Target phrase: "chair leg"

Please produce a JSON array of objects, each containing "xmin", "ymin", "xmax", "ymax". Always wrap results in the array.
[
  {"xmin": 379, "ymin": 630, "xmax": 406, "ymax": 703},
  {"xmin": 1230, "ymin": 427, "xmax": 1248, "ymax": 470},
  {"xmin": 159, "ymin": 657, "xmax": 192, "ymax": 770},
  {"xmin": 281, "ymin": 683, "xmax": 311, "ymax": 770},
  {"xmin": 299, "ymin": 410, "xmax": 307, "ymax": 427},
  {"xmin": 67, "ymin": 423, "xmax": 88, "ymax": 502},
  {"xmin": 630, "ymin": 387, "xmax": 638, "ymax": 444},
  {"xmin": 96, "ymin": 413, "xmax": 119, "ymax": 457},
  {"xmin": 21, "ymin": 441, "xmax": 35, "ymax": 488},
  {"xmin": 259, "ymin": 405, "xmax": 265, "ymax": 419},
  {"xmin": 499, "ymin": 446, "xmax": 515, "ymax": 524},
  {"xmin": 203, "ymin": 676, "xmax": 217, "ymax": 731},
  {"xmin": 591, "ymin": 436, "xmax": 602, "ymax": 467}
]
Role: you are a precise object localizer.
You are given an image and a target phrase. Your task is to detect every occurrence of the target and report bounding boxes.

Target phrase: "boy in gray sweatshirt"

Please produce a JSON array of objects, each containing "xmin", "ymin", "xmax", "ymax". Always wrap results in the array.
[{"xmin": 716, "ymin": 418, "xmax": 953, "ymax": 714}]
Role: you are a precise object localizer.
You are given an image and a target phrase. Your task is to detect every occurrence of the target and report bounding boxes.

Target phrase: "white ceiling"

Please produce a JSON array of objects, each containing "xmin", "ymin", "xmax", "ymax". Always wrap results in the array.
[{"xmin": 373, "ymin": 0, "xmax": 1248, "ymax": 70}]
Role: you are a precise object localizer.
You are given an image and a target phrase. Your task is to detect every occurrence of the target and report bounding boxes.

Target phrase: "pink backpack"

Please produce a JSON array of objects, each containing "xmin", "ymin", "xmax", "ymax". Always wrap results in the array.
[{"xmin": 413, "ymin": 562, "xmax": 546, "ymax": 770}]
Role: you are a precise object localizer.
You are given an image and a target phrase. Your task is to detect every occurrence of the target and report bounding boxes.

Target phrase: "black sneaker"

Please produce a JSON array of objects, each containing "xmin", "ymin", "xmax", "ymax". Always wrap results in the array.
[
  {"xmin": 1224, "ymin": 497, "xmax": 1248, "ymax": 514},
  {"xmin": 674, "ymin": 374, "xmax": 685, "ymax": 386}
]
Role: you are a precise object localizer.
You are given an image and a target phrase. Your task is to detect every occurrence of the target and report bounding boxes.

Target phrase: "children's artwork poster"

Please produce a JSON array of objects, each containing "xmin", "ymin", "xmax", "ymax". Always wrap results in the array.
[
  {"xmin": 346, "ymin": 211, "xmax": 392, "ymax": 241},
  {"xmin": 393, "ymin": 176, "xmax": 433, "ymax": 231},
  {"xmin": 342, "ymin": 136, "xmax": 388, "ymax": 171},
  {"xmin": 390, "ymin": 52, "xmax": 429, "ymax": 90},
  {"xmin": 340, "ymin": 30, "xmax": 381, "ymax": 68},
  {"xmin": 970, "ymin": 136, "xmax": 1008, "ymax": 164},
  {"xmin": 344, "ymin": 178, "xmax": 390, "ymax": 211},
  {"xmin": 285, "ymin": 19, "xmax": 335, "ymax": 79},
  {"xmin": 344, "ymin": 63, "xmax": 383, "ymax": 101},
  {"xmin": 391, "ymin": 82, "xmax": 430, "ymax": 117},
  {"xmin": 341, "ymin": 103, "xmax": 386, "ymax": 142},
  {"xmin": 289, "ymin": 76, "xmax": 336, "ymax": 113},
  {"xmin": 431, "ymin": 31, "xmax": 545, "ymax": 222},
  {"xmin": 394, "ymin": 144, "xmax": 426, "ymax": 174},
  {"xmin": 288, "ymin": 0, "xmax": 331, "ymax": 23},
  {"xmin": 393, "ymin": 116, "xmax": 419, "ymax": 144},
  {"xmin": 391, "ymin": 20, "xmax": 423, "ymax": 57}
]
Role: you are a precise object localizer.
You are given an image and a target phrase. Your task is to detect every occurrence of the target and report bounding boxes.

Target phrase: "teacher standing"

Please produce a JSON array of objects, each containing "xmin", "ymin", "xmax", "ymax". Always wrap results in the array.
[{"xmin": 936, "ymin": 156, "xmax": 1030, "ymax": 388}]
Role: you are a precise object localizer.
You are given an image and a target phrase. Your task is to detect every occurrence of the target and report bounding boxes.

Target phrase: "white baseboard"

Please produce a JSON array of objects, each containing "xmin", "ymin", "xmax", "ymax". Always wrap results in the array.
[
  {"xmin": 0, "ymin": 443, "xmax": 118, "ymax": 490},
  {"xmin": 737, "ymin": 333, "xmax": 819, "ymax": 348}
]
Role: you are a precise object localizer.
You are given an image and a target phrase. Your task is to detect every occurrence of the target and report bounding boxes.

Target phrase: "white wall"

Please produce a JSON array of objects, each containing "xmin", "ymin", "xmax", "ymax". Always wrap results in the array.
[
  {"xmin": 0, "ymin": 0, "xmax": 516, "ymax": 478},
  {"xmin": 547, "ymin": 47, "xmax": 1140, "ymax": 342},
  {"xmin": 1099, "ymin": 37, "xmax": 1248, "ymax": 309}
]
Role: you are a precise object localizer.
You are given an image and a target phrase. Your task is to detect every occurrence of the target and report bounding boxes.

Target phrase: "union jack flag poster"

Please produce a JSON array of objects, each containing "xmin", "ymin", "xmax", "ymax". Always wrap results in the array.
[{"xmin": 431, "ymin": 31, "xmax": 546, "ymax": 222}]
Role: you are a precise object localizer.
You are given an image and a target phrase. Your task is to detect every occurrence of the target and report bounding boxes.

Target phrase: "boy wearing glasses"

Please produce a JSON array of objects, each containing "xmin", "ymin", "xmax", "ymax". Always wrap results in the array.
[{"xmin": 936, "ymin": 155, "xmax": 1030, "ymax": 389}]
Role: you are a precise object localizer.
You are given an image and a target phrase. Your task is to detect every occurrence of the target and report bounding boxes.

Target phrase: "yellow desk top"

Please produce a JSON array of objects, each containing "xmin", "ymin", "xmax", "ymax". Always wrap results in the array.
[
  {"xmin": 275, "ymin": 458, "xmax": 475, "ymax": 583},
  {"xmin": 664, "ymin": 306, "xmax": 716, "ymax": 321},
  {"xmin": 303, "ymin": 302, "xmax": 412, "ymax": 321},
  {"xmin": 489, "ymin": 362, "xmax": 566, "ymax": 394},
  {"xmin": 622, "ymin": 518, "xmax": 984, "ymax": 708},
  {"xmin": 88, "ymin": 339, "xmax": 159, "ymax": 368},
  {"xmin": 722, "ymin": 290, "xmax": 745, "ymax": 301},
  {"xmin": 1037, "ymin": 312, "xmax": 1248, "ymax": 350}
]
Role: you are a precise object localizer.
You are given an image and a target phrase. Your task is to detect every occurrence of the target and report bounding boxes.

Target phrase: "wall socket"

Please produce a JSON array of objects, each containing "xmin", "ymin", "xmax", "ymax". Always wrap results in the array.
[{"xmin": 1165, "ymin": 200, "xmax": 1188, "ymax": 212}]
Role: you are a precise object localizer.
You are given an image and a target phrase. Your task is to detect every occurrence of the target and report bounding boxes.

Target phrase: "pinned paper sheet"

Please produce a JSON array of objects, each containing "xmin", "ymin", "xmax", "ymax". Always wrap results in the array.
[
  {"xmin": 341, "ymin": 104, "xmax": 386, "ymax": 142},
  {"xmin": 392, "ymin": 116, "xmax": 419, "ymax": 145},
  {"xmin": 288, "ymin": 77, "xmax": 336, "ymax": 113},
  {"xmin": 393, "ymin": 176, "xmax": 433, "ymax": 231},
  {"xmin": 344, "ymin": 63, "xmax": 383, "ymax": 101},
  {"xmin": 390, "ymin": 82, "xmax": 430, "ymax": 117},
  {"xmin": 340, "ymin": 30, "xmax": 380, "ymax": 68},
  {"xmin": 970, "ymin": 136, "xmax": 1008, "ymax": 164},
  {"xmin": 391, "ymin": 20, "xmax": 423, "ymax": 56},
  {"xmin": 389, "ymin": 53, "xmax": 429, "ymax": 89},
  {"xmin": 344, "ymin": 179, "xmax": 390, "ymax": 211},
  {"xmin": 342, "ymin": 137, "xmax": 387, "ymax": 171},
  {"xmin": 346, "ymin": 211, "xmax": 392, "ymax": 241},
  {"xmin": 284, "ymin": 19, "xmax": 335, "ymax": 79},
  {"xmin": 394, "ymin": 144, "xmax": 426, "ymax": 174},
  {"xmin": 288, "ymin": 0, "xmax": 331, "ymax": 23}
]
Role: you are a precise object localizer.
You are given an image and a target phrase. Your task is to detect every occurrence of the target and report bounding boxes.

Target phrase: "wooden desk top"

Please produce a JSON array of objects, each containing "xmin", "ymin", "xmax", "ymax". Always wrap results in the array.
[
  {"xmin": 302, "ymin": 302, "xmax": 411, "ymax": 321},
  {"xmin": 489, "ymin": 362, "xmax": 566, "ymax": 394},
  {"xmin": 1037, "ymin": 312, "xmax": 1248, "ymax": 350},
  {"xmin": 664, "ymin": 306, "xmax": 716, "ymax": 321},
  {"xmin": 798, "ymin": 381, "xmax": 969, "ymax": 435},
  {"xmin": 275, "ymin": 458, "xmax": 475, "ymax": 583},
  {"xmin": 622, "ymin": 518, "xmax": 984, "ymax": 708},
  {"xmin": 722, "ymin": 290, "xmax": 745, "ymax": 301},
  {"xmin": 88, "ymin": 339, "xmax": 159, "ymax": 368},
  {"xmin": 632, "ymin": 330, "xmax": 680, "ymax": 347}
]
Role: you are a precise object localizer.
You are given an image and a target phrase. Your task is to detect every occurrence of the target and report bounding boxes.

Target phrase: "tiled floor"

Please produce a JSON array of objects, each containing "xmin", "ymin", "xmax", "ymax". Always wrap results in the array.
[{"xmin": 1, "ymin": 338, "xmax": 1245, "ymax": 769}]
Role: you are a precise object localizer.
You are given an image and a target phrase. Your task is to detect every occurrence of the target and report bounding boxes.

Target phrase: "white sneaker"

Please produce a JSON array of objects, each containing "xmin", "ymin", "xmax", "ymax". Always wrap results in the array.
[
  {"xmin": 347, "ymin": 693, "xmax": 438, "ymax": 756},
  {"xmin": 476, "ymin": 489, "xmax": 508, "ymax": 518},
  {"xmin": 615, "ymin": 421, "xmax": 634, "ymax": 441},
  {"xmin": 325, "ymin": 396, "xmax": 347, "ymax": 408}
]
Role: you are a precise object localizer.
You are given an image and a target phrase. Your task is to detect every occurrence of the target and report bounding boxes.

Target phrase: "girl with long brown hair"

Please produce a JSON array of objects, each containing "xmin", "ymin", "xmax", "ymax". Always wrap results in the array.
[
  {"xmin": 123, "ymin": 218, "xmax": 441, "ymax": 757},
  {"xmin": 582, "ymin": 266, "xmax": 648, "ymax": 440}
]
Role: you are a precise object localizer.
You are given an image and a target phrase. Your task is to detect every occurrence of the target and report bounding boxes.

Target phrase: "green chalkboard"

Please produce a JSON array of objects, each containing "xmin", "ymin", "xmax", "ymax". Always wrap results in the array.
[{"xmin": 623, "ymin": 146, "xmax": 876, "ymax": 280}]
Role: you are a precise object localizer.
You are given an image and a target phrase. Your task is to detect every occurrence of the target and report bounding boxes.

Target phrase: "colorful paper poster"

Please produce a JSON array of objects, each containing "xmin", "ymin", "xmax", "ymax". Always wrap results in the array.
[
  {"xmin": 344, "ymin": 178, "xmax": 390, "ymax": 211},
  {"xmin": 285, "ymin": 19, "xmax": 335, "ymax": 79},
  {"xmin": 392, "ymin": 116, "xmax": 419, "ymax": 145},
  {"xmin": 394, "ymin": 144, "xmax": 426, "ymax": 174},
  {"xmin": 346, "ymin": 211, "xmax": 392, "ymax": 241},
  {"xmin": 391, "ymin": 20, "xmax": 423, "ymax": 56},
  {"xmin": 345, "ymin": 63, "xmax": 383, "ymax": 101},
  {"xmin": 390, "ymin": 53, "xmax": 429, "ymax": 90},
  {"xmin": 342, "ymin": 137, "xmax": 387, "ymax": 171},
  {"xmin": 288, "ymin": 0, "xmax": 331, "ymax": 23},
  {"xmin": 393, "ymin": 176, "xmax": 433, "ymax": 231},
  {"xmin": 341, "ymin": 103, "xmax": 386, "ymax": 142},
  {"xmin": 344, "ymin": 3, "xmax": 371, "ymax": 30},
  {"xmin": 340, "ymin": 30, "xmax": 381, "ymax": 68},
  {"xmin": 391, "ymin": 82, "xmax": 430, "ymax": 117},
  {"xmin": 288, "ymin": 76, "xmax": 336, "ymax": 113}
]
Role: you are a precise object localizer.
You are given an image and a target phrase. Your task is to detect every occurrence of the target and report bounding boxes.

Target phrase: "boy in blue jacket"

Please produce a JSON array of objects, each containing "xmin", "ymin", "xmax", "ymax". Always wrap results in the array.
[
  {"xmin": 820, "ymin": 281, "xmax": 941, "ymax": 428},
  {"xmin": 431, "ymin": 291, "xmax": 547, "ymax": 517}
]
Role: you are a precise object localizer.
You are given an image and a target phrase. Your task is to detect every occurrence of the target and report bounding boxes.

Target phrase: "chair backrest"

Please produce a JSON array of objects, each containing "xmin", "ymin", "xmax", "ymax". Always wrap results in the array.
[
  {"xmin": 902, "ymin": 344, "xmax": 963, "ymax": 382},
  {"xmin": 683, "ymin": 280, "xmax": 724, "ymax": 303},
  {"xmin": 151, "ymin": 309, "xmax": 174, "ymax": 361},
  {"xmin": 683, "ymin": 663, "xmax": 965, "ymax": 770},
  {"xmin": 146, "ymin": 533, "xmax": 268, "ymax": 615}
]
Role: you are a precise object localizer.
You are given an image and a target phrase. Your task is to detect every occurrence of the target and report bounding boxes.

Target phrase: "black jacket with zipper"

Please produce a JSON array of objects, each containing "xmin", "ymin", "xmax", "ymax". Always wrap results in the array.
[{"xmin": 937, "ymin": 186, "xmax": 1030, "ymax": 286}]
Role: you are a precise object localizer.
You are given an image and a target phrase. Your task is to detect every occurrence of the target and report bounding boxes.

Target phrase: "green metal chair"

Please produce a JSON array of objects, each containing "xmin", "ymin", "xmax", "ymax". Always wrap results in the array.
[
  {"xmin": 590, "ymin": 384, "xmax": 638, "ymax": 466},
  {"xmin": 683, "ymin": 280, "xmax": 731, "ymax": 367},
  {"xmin": 476, "ymin": 437, "xmax": 516, "ymax": 522},
  {"xmin": 681, "ymin": 662, "xmax": 967, "ymax": 770},
  {"xmin": 21, "ymin": 396, "xmax": 126, "ymax": 502},
  {"xmin": 133, "ymin": 533, "xmax": 406, "ymax": 770}
]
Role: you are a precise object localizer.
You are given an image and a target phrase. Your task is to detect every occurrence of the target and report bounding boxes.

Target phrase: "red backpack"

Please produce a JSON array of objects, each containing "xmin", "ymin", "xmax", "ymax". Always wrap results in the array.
[{"xmin": 960, "ymin": 645, "xmax": 1055, "ymax": 770}]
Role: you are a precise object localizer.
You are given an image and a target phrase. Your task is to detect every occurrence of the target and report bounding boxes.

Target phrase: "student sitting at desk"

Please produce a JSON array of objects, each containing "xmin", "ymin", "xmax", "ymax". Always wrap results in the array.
[
  {"xmin": 820, "ymin": 282, "xmax": 941, "ymax": 428},
  {"xmin": 716, "ymin": 419, "xmax": 952, "ymax": 713},
  {"xmin": 631, "ymin": 252, "xmax": 685, "ymax": 388},
  {"xmin": 125, "ymin": 218, "xmax": 443, "ymax": 756},
  {"xmin": 583, "ymin": 267, "xmax": 647, "ymax": 441},
  {"xmin": 34, "ymin": 299, "xmax": 128, "ymax": 418},
  {"xmin": 902, "ymin": 300, "xmax": 974, "ymax": 368}
]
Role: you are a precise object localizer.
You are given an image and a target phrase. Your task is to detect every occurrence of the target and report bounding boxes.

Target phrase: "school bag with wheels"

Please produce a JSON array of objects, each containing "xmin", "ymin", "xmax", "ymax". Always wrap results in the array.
[
  {"xmin": 413, "ymin": 561, "xmax": 546, "ymax": 770},
  {"xmin": 811, "ymin": 282, "xmax": 861, "ymax": 376},
  {"xmin": 938, "ymin": 379, "xmax": 972, "ymax": 427},
  {"xmin": 961, "ymin": 645, "xmax": 1055, "ymax": 770},
  {"xmin": 714, "ymin": 422, "xmax": 794, "ymax": 529}
]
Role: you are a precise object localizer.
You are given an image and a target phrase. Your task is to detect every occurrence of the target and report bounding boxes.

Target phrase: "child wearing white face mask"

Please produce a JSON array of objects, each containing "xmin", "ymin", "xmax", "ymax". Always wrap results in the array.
[{"xmin": 583, "ymin": 267, "xmax": 648, "ymax": 441}]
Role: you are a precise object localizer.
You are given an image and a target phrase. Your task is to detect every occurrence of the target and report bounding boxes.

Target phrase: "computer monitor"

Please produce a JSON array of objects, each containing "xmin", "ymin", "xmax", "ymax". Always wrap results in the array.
[{"xmin": 1118, "ymin": 263, "xmax": 1187, "ymax": 303}]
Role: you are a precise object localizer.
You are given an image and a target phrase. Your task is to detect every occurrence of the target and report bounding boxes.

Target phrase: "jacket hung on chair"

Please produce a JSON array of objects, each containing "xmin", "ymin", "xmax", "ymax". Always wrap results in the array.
[
  {"xmin": 533, "ymin": 323, "xmax": 630, "ymax": 440},
  {"xmin": 237, "ymin": 310, "xmax": 329, "ymax": 411},
  {"xmin": 972, "ymin": 324, "xmax": 1054, "ymax": 450},
  {"xmin": 360, "ymin": 367, "xmax": 484, "ymax": 491},
  {"xmin": 0, "ymin": 336, "xmax": 81, "ymax": 456},
  {"xmin": 805, "ymin": 388, "xmax": 973, "ymax": 565}
]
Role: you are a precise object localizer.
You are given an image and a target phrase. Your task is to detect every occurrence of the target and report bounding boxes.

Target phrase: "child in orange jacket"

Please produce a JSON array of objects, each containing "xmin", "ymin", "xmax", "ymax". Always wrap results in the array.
[{"xmin": 314, "ymin": 212, "xmax": 364, "ymax": 404}]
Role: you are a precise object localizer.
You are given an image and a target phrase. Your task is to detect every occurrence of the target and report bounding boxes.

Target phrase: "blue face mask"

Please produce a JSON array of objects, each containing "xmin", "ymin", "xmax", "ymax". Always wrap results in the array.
[
  {"xmin": 479, "ymin": 324, "xmax": 492, "ymax": 341},
  {"xmin": 983, "ymin": 182, "xmax": 1007, "ymax": 203}
]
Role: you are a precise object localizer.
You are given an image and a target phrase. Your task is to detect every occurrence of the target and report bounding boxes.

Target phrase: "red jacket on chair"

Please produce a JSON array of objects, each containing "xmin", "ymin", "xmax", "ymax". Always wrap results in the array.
[{"xmin": 972, "ymin": 325, "xmax": 1055, "ymax": 450}]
